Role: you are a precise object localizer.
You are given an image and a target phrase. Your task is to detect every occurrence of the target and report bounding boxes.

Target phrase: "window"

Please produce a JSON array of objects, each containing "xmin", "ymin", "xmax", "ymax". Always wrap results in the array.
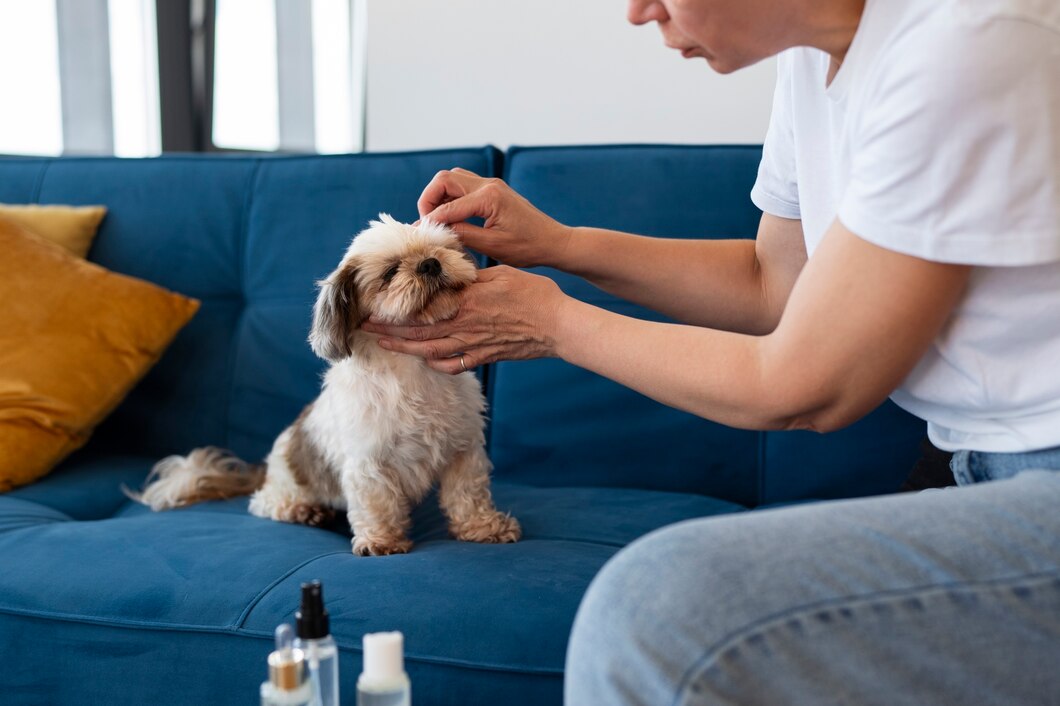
[
  {"xmin": 0, "ymin": 0, "xmax": 160, "ymax": 157},
  {"xmin": 212, "ymin": 0, "xmax": 280, "ymax": 151},
  {"xmin": 212, "ymin": 0, "xmax": 365, "ymax": 153},
  {"xmin": 0, "ymin": 0, "xmax": 63, "ymax": 156},
  {"xmin": 108, "ymin": 0, "xmax": 162, "ymax": 157},
  {"xmin": 0, "ymin": 1, "xmax": 362, "ymax": 156}
]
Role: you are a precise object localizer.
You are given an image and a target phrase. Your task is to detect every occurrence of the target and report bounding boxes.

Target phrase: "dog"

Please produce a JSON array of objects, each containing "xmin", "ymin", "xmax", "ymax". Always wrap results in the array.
[{"xmin": 129, "ymin": 214, "xmax": 521, "ymax": 556}]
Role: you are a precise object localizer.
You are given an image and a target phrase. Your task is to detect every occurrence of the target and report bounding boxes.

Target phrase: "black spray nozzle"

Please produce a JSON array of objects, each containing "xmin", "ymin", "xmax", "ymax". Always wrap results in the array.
[{"xmin": 296, "ymin": 580, "xmax": 330, "ymax": 640}]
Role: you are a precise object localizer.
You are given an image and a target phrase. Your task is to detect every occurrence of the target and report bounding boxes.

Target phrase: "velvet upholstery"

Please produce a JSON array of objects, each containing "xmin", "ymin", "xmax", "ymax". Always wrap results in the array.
[
  {"xmin": 0, "ymin": 203, "xmax": 106, "ymax": 257},
  {"xmin": 0, "ymin": 220, "xmax": 198, "ymax": 491},
  {"xmin": 0, "ymin": 147, "xmax": 924, "ymax": 705},
  {"xmin": 493, "ymin": 145, "xmax": 924, "ymax": 505}
]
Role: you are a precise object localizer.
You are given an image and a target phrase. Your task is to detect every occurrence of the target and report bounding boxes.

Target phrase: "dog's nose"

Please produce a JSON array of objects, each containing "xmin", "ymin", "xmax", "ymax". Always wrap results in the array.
[{"xmin": 417, "ymin": 258, "xmax": 442, "ymax": 277}]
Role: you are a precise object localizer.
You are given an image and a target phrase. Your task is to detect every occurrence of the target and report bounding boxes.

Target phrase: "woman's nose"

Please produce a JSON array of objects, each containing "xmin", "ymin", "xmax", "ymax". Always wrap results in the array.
[{"xmin": 627, "ymin": 0, "xmax": 669, "ymax": 25}]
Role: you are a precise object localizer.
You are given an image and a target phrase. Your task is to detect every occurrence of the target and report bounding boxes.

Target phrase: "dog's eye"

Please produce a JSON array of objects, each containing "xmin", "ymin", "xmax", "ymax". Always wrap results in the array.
[{"xmin": 382, "ymin": 263, "xmax": 400, "ymax": 283}]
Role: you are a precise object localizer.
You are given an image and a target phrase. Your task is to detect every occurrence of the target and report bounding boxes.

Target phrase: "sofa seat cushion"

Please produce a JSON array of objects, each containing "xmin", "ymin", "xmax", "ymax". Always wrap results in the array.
[{"xmin": 0, "ymin": 456, "xmax": 745, "ymax": 705}]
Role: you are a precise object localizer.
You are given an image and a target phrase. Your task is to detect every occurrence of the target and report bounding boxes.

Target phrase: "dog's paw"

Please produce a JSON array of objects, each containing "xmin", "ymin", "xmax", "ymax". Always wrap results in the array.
[
  {"xmin": 291, "ymin": 504, "xmax": 336, "ymax": 528},
  {"xmin": 451, "ymin": 512, "xmax": 522, "ymax": 544},
  {"xmin": 352, "ymin": 534, "xmax": 413, "ymax": 557}
]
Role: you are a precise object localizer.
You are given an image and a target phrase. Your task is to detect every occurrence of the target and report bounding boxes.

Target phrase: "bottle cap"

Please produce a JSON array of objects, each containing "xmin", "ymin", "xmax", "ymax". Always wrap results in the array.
[
  {"xmin": 362, "ymin": 631, "xmax": 405, "ymax": 682},
  {"xmin": 296, "ymin": 580, "xmax": 330, "ymax": 640},
  {"xmin": 269, "ymin": 624, "xmax": 305, "ymax": 691}
]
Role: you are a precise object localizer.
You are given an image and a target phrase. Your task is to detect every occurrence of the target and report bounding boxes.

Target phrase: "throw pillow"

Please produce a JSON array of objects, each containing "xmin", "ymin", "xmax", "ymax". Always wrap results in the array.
[
  {"xmin": 0, "ymin": 203, "xmax": 107, "ymax": 258},
  {"xmin": 0, "ymin": 217, "xmax": 200, "ymax": 491}
]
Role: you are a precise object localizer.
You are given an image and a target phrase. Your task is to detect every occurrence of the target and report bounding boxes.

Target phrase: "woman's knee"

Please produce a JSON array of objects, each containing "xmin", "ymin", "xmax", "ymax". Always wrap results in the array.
[{"xmin": 566, "ymin": 517, "xmax": 757, "ymax": 704}]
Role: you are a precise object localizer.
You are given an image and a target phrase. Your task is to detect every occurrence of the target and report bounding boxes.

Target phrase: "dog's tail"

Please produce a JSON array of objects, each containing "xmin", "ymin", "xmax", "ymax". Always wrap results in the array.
[{"xmin": 126, "ymin": 447, "xmax": 266, "ymax": 511}]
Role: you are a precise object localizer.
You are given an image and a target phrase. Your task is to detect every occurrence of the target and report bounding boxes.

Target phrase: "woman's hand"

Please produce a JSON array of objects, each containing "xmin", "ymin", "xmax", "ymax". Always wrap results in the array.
[
  {"xmin": 360, "ymin": 266, "xmax": 569, "ymax": 374},
  {"xmin": 418, "ymin": 168, "xmax": 572, "ymax": 269}
]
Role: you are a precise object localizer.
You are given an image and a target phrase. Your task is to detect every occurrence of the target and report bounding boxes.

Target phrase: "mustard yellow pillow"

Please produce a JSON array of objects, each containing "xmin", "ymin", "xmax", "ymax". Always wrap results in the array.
[
  {"xmin": 0, "ymin": 218, "xmax": 200, "ymax": 491},
  {"xmin": 0, "ymin": 203, "xmax": 107, "ymax": 258}
]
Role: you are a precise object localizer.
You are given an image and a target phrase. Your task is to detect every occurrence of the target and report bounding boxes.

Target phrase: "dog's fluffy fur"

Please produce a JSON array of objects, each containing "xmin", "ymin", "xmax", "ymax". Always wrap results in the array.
[{"xmin": 130, "ymin": 214, "xmax": 521, "ymax": 556}]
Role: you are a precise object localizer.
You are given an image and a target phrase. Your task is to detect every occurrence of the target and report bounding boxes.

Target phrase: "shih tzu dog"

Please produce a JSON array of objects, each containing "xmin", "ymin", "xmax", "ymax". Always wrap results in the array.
[{"xmin": 130, "ymin": 214, "xmax": 521, "ymax": 556}]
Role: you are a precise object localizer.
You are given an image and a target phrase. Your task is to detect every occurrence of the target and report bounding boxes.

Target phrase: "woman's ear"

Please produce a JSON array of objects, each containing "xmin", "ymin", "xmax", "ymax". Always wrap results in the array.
[{"xmin": 309, "ymin": 258, "xmax": 363, "ymax": 363}]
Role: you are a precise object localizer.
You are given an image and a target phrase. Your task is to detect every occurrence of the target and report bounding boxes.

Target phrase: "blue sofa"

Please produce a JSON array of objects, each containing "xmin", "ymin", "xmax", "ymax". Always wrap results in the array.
[{"xmin": 0, "ymin": 146, "xmax": 925, "ymax": 705}]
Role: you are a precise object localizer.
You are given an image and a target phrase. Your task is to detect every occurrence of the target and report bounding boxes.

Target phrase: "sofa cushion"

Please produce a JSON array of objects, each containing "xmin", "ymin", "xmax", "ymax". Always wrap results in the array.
[
  {"xmin": 0, "ymin": 455, "xmax": 745, "ymax": 705},
  {"xmin": 493, "ymin": 145, "xmax": 924, "ymax": 505},
  {"xmin": 0, "ymin": 203, "xmax": 106, "ymax": 257},
  {"xmin": 0, "ymin": 203, "xmax": 105, "ymax": 255},
  {"xmin": 0, "ymin": 150, "xmax": 501, "ymax": 463},
  {"xmin": 0, "ymin": 221, "xmax": 199, "ymax": 491}
]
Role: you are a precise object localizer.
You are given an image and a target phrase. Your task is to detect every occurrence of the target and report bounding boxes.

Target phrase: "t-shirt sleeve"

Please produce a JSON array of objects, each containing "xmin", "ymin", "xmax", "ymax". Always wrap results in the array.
[
  {"xmin": 838, "ymin": 16, "xmax": 1060, "ymax": 266},
  {"xmin": 750, "ymin": 51, "xmax": 802, "ymax": 220}
]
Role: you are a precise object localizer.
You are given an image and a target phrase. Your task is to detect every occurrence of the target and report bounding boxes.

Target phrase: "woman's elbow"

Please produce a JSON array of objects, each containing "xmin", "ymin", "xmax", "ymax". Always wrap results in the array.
[
  {"xmin": 772, "ymin": 395, "xmax": 879, "ymax": 434},
  {"xmin": 751, "ymin": 373, "xmax": 879, "ymax": 433}
]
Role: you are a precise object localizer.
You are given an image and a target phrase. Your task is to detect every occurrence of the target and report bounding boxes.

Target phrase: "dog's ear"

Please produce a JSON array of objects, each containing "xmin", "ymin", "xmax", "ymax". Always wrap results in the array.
[{"xmin": 309, "ymin": 258, "xmax": 363, "ymax": 363}]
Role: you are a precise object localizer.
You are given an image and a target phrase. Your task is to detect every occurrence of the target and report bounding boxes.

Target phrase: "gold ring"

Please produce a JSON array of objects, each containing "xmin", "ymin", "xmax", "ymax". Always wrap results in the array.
[{"xmin": 460, "ymin": 355, "xmax": 468, "ymax": 372}]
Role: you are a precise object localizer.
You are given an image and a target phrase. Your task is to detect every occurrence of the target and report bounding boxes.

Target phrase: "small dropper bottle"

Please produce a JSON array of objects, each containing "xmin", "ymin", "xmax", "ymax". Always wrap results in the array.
[
  {"xmin": 261, "ymin": 624, "xmax": 313, "ymax": 706},
  {"xmin": 357, "ymin": 632, "xmax": 410, "ymax": 706},
  {"xmin": 293, "ymin": 581, "xmax": 339, "ymax": 706}
]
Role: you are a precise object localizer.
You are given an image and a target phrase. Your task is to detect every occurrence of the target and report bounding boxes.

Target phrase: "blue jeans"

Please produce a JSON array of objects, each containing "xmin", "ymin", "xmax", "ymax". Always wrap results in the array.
[{"xmin": 565, "ymin": 448, "xmax": 1060, "ymax": 705}]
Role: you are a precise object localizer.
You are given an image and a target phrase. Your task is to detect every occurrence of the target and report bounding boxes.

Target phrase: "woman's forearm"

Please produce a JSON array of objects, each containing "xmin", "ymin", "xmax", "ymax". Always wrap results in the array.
[
  {"xmin": 548, "ymin": 220, "xmax": 970, "ymax": 435},
  {"xmin": 551, "ymin": 297, "xmax": 804, "ymax": 431},
  {"xmin": 549, "ymin": 215, "xmax": 805, "ymax": 335}
]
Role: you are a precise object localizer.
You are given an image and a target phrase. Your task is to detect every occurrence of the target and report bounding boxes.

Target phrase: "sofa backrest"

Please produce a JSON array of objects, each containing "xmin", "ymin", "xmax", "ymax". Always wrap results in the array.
[
  {"xmin": 490, "ymin": 145, "xmax": 925, "ymax": 505},
  {"xmin": 0, "ymin": 149, "xmax": 500, "ymax": 462},
  {"xmin": 0, "ymin": 146, "xmax": 925, "ymax": 506}
]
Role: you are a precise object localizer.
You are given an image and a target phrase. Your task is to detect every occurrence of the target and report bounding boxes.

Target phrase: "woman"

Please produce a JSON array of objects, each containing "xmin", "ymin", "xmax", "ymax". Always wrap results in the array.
[{"xmin": 363, "ymin": 0, "xmax": 1060, "ymax": 703}]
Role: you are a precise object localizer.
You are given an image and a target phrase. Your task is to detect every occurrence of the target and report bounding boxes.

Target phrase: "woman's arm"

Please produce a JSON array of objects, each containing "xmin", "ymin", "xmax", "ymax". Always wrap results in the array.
[
  {"xmin": 418, "ymin": 169, "xmax": 806, "ymax": 335},
  {"xmin": 557, "ymin": 214, "xmax": 806, "ymax": 334},
  {"xmin": 364, "ymin": 219, "xmax": 970, "ymax": 433}
]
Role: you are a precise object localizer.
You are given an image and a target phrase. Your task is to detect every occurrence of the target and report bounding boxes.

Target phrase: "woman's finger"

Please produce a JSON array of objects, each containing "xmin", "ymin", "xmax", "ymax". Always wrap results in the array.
[
  {"xmin": 417, "ymin": 169, "xmax": 483, "ymax": 218},
  {"xmin": 426, "ymin": 346, "xmax": 504, "ymax": 375},
  {"xmin": 427, "ymin": 189, "xmax": 493, "ymax": 226},
  {"xmin": 361, "ymin": 320, "xmax": 452, "ymax": 340},
  {"xmin": 377, "ymin": 335, "xmax": 469, "ymax": 360}
]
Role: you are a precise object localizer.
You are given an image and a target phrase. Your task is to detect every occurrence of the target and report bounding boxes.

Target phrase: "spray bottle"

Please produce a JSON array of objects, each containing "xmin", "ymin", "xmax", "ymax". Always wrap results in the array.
[{"xmin": 294, "ymin": 580, "xmax": 340, "ymax": 706}]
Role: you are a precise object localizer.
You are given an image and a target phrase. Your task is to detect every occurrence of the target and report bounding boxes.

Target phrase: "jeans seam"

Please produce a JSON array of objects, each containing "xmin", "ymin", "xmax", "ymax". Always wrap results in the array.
[{"xmin": 671, "ymin": 569, "xmax": 1060, "ymax": 706}]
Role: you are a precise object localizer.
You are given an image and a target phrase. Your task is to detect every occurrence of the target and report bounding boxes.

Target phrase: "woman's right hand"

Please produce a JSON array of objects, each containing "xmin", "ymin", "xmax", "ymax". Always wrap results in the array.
[{"xmin": 417, "ymin": 168, "xmax": 573, "ymax": 269}]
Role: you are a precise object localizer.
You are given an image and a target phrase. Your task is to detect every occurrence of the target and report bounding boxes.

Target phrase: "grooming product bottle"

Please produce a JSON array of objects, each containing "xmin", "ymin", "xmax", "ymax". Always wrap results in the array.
[
  {"xmin": 261, "ymin": 624, "xmax": 313, "ymax": 706},
  {"xmin": 293, "ymin": 581, "xmax": 339, "ymax": 706},
  {"xmin": 357, "ymin": 631, "xmax": 411, "ymax": 706}
]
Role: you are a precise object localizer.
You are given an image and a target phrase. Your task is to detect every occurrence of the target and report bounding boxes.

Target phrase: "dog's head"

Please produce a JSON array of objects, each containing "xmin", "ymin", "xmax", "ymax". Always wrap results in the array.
[{"xmin": 309, "ymin": 213, "xmax": 478, "ymax": 363}]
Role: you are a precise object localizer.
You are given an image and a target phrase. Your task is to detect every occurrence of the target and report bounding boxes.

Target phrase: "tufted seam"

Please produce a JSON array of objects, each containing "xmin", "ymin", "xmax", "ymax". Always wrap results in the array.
[
  {"xmin": 0, "ymin": 515, "xmax": 72, "ymax": 533},
  {"xmin": 670, "ymin": 569, "xmax": 1060, "ymax": 706},
  {"xmin": 234, "ymin": 549, "xmax": 350, "ymax": 628},
  {"xmin": 0, "ymin": 605, "xmax": 565, "ymax": 675},
  {"xmin": 756, "ymin": 431, "xmax": 767, "ymax": 507},
  {"xmin": 0, "ymin": 497, "xmax": 74, "ymax": 528},
  {"xmin": 30, "ymin": 159, "xmax": 50, "ymax": 202},
  {"xmin": 223, "ymin": 160, "xmax": 264, "ymax": 451}
]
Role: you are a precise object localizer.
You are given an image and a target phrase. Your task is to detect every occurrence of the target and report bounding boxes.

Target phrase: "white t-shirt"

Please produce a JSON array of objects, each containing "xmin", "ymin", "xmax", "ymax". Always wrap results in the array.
[{"xmin": 750, "ymin": 0, "xmax": 1060, "ymax": 453}]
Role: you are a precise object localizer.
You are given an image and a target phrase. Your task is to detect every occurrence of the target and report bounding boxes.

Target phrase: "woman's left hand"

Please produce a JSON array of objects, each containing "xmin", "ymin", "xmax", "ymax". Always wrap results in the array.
[{"xmin": 360, "ymin": 265, "xmax": 567, "ymax": 374}]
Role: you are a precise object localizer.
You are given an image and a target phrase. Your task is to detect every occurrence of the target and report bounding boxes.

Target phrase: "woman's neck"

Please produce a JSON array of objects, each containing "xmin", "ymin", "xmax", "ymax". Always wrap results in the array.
[{"xmin": 790, "ymin": 0, "xmax": 865, "ymax": 66}]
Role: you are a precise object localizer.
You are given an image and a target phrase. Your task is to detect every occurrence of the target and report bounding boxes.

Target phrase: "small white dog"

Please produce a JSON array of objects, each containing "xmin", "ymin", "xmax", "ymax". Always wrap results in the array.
[{"xmin": 131, "ymin": 214, "xmax": 521, "ymax": 556}]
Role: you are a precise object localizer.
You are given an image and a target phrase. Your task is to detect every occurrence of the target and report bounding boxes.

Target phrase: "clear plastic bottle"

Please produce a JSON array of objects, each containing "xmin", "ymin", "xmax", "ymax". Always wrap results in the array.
[
  {"xmin": 357, "ymin": 632, "xmax": 410, "ymax": 706},
  {"xmin": 261, "ymin": 624, "xmax": 313, "ymax": 706},
  {"xmin": 293, "ymin": 581, "xmax": 340, "ymax": 706}
]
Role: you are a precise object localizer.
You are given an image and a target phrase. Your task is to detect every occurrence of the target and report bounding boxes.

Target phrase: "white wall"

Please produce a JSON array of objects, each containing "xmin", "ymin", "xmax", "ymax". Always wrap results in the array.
[{"xmin": 364, "ymin": 0, "xmax": 776, "ymax": 152}]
